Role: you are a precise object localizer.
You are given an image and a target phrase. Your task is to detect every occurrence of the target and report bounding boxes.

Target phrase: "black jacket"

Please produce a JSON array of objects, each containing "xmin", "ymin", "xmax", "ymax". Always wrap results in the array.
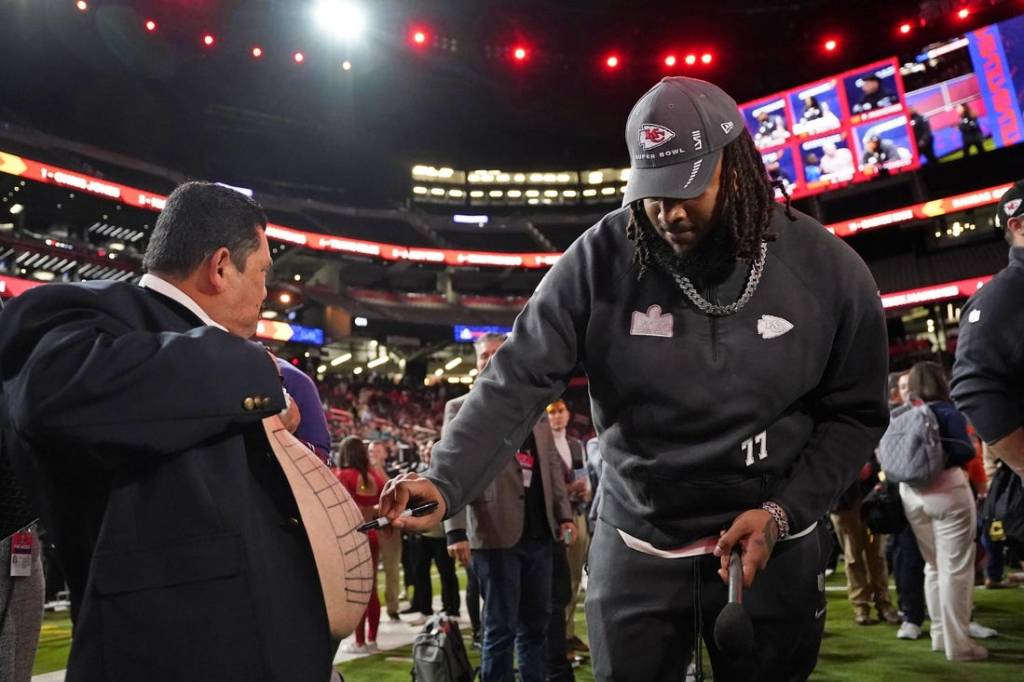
[
  {"xmin": 427, "ymin": 205, "xmax": 889, "ymax": 549},
  {"xmin": 952, "ymin": 247, "xmax": 1024, "ymax": 444},
  {"xmin": 0, "ymin": 281, "xmax": 332, "ymax": 681}
]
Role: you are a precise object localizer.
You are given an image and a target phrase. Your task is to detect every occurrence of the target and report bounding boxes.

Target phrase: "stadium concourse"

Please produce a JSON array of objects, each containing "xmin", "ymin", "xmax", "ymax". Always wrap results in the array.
[{"xmin": 2, "ymin": 0, "xmax": 1024, "ymax": 681}]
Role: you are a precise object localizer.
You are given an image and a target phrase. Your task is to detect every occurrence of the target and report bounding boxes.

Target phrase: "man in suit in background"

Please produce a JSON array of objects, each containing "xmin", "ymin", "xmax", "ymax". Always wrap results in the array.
[
  {"xmin": 0, "ymin": 182, "xmax": 332, "ymax": 681},
  {"xmin": 445, "ymin": 332, "xmax": 576, "ymax": 682}
]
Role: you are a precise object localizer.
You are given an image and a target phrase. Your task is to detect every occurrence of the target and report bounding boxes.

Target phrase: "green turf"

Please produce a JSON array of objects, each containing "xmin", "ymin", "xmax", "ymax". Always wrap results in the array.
[
  {"xmin": 936, "ymin": 137, "xmax": 999, "ymax": 163},
  {"xmin": 31, "ymin": 564, "xmax": 1024, "ymax": 680}
]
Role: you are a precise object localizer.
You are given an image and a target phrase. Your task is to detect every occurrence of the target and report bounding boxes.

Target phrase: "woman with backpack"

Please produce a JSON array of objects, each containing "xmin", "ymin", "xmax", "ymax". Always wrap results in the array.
[{"xmin": 899, "ymin": 362, "xmax": 987, "ymax": 661}]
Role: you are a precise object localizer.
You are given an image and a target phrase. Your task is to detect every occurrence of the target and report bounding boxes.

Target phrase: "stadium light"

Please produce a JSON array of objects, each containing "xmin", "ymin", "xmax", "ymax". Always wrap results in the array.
[
  {"xmin": 76, "ymin": 1, "xmax": 88, "ymax": 11},
  {"xmin": 202, "ymin": 34, "xmax": 216, "ymax": 47},
  {"xmin": 313, "ymin": 1, "xmax": 367, "ymax": 42},
  {"xmin": 664, "ymin": 54, "xmax": 677, "ymax": 67},
  {"xmin": 279, "ymin": 293, "xmax": 292, "ymax": 304},
  {"xmin": 605, "ymin": 54, "xmax": 620, "ymax": 69},
  {"xmin": 293, "ymin": 52, "xmax": 305, "ymax": 64},
  {"xmin": 823, "ymin": 38, "xmax": 838, "ymax": 52},
  {"xmin": 685, "ymin": 54, "xmax": 697, "ymax": 65},
  {"xmin": 145, "ymin": 20, "xmax": 157, "ymax": 32},
  {"xmin": 342, "ymin": 60, "xmax": 352, "ymax": 70},
  {"xmin": 252, "ymin": 46, "xmax": 264, "ymax": 58},
  {"xmin": 956, "ymin": 8, "xmax": 970, "ymax": 20},
  {"xmin": 330, "ymin": 353, "xmax": 352, "ymax": 367},
  {"xmin": 513, "ymin": 46, "xmax": 528, "ymax": 62},
  {"xmin": 898, "ymin": 22, "xmax": 913, "ymax": 35},
  {"xmin": 701, "ymin": 52, "xmax": 713, "ymax": 65},
  {"xmin": 410, "ymin": 28, "xmax": 429, "ymax": 46}
]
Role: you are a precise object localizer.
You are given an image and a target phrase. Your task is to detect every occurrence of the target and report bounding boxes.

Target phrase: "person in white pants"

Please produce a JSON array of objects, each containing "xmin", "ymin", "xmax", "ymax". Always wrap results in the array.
[{"xmin": 900, "ymin": 362, "xmax": 987, "ymax": 662}]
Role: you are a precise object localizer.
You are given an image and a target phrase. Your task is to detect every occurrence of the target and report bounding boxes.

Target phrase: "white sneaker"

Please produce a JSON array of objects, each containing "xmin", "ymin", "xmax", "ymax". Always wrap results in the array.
[
  {"xmin": 968, "ymin": 622, "xmax": 998, "ymax": 639},
  {"xmin": 340, "ymin": 641, "xmax": 368, "ymax": 655},
  {"xmin": 407, "ymin": 614, "xmax": 428, "ymax": 626},
  {"xmin": 365, "ymin": 641, "xmax": 379, "ymax": 654},
  {"xmin": 932, "ymin": 636, "xmax": 944, "ymax": 652},
  {"xmin": 897, "ymin": 622, "xmax": 922, "ymax": 640}
]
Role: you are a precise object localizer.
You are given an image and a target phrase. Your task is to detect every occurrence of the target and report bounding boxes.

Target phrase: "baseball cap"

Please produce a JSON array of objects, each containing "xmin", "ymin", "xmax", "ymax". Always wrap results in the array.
[
  {"xmin": 995, "ymin": 180, "xmax": 1024, "ymax": 229},
  {"xmin": 623, "ymin": 77, "xmax": 744, "ymax": 207}
]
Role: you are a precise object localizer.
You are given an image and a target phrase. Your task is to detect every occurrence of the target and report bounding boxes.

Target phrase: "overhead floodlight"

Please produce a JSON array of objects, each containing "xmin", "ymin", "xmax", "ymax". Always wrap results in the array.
[
  {"xmin": 9, "ymin": 203, "xmax": 23, "ymax": 215},
  {"xmin": 314, "ymin": 1, "xmax": 367, "ymax": 42}
]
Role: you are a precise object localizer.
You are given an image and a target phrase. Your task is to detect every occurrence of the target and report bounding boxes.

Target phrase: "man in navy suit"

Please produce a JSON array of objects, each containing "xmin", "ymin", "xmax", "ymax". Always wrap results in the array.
[{"xmin": 0, "ymin": 182, "xmax": 332, "ymax": 681}]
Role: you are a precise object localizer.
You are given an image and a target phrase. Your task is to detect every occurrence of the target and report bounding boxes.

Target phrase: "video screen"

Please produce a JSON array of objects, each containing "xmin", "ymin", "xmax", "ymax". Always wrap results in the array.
[
  {"xmin": 762, "ymin": 147, "xmax": 799, "ymax": 199},
  {"xmin": 789, "ymin": 79, "xmax": 844, "ymax": 138},
  {"xmin": 742, "ymin": 97, "xmax": 792, "ymax": 150},
  {"xmin": 800, "ymin": 133, "xmax": 856, "ymax": 190},
  {"xmin": 853, "ymin": 115, "xmax": 917, "ymax": 177},
  {"xmin": 843, "ymin": 61, "xmax": 903, "ymax": 124}
]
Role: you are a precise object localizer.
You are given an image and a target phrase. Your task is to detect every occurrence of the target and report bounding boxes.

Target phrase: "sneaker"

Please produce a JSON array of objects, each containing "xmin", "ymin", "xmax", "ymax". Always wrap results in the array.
[
  {"xmin": 968, "ymin": 622, "xmax": 998, "ymax": 639},
  {"xmin": 897, "ymin": 622, "xmax": 923, "ymax": 640},
  {"xmin": 932, "ymin": 636, "xmax": 944, "ymax": 653},
  {"xmin": 365, "ymin": 641, "xmax": 379, "ymax": 654},
  {"xmin": 854, "ymin": 608, "xmax": 876, "ymax": 626},
  {"xmin": 984, "ymin": 578, "xmax": 1008, "ymax": 589},
  {"xmin": 407, "ymin": 614, "xmax": 428, "ymax": 626},
  {"xmin": 341, "ymin": 641, "xmax": 368, "ymax": 655},
  {"xmin": 948, "ymin": 644, "xmax": 988, "ymax": 662},
  {"xmin": 878, "ymin": 605, "xmax": 901, "ymax": 625}
]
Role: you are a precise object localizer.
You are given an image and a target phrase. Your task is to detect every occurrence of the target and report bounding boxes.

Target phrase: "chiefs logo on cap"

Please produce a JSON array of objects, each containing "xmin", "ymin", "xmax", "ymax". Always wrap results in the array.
[
  {"xmin": 1004, "ymin": 198, "xmax": 1022, "ymax": 216},
  {"xmin": 638, "ymin": 124, "xmax": 676, "ymax": 151}
]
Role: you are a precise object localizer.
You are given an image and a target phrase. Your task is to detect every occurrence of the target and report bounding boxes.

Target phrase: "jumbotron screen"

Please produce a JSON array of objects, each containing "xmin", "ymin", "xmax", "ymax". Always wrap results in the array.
[
  {"xmin": 741, "ymin": 57, "xmax": 919, "ymax": 201},
  {"xmin": 743, "ymin": 12, "xmax": 1024, "ymax": 201}
]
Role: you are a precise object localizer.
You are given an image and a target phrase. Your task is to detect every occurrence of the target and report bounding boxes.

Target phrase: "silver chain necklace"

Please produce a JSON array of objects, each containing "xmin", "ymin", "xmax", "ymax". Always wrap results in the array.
[{"xmin": 653, "ymin": 241, "xmax": 768, "ymax": 317}]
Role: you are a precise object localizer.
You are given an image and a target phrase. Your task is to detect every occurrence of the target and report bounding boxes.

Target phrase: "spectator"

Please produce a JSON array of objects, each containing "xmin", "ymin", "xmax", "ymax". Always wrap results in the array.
[
  {"xmin": 900, "ymin": 362, "xmax": 987, "ymax": 661},
  {"xmin": 371, "ymin": 440, "xmax": 403, "ymax": 622},
  {"xmin": 335, "ymin": 436, "xmax": 388, "ymax": 654},
  {"xmin": 546, "ymin": 400, "xmax": 591, "ymax": 657},
  {"xmin": 830, "ymin": 461, "xmax": 900, "ymax": 626}
]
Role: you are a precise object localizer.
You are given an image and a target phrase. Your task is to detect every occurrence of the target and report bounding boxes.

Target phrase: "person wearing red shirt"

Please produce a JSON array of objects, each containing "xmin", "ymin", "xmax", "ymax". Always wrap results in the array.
[{"xmin": 335, "ymin": 436, "xmax": 388, "ymax": 654}]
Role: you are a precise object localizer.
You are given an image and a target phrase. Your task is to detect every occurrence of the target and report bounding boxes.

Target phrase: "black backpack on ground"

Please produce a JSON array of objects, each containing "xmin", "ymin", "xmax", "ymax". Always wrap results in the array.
[
  {"xmin": 982, "ymin": 463, "xmax": 1024, "ymax": 545},
  {"xmin": 411, "ymin": 613, "xmax": 476, "ymax": 682}
]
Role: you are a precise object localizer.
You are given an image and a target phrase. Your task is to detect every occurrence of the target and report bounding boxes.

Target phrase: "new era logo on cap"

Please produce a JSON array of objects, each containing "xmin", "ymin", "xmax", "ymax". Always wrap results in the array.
[
  {"xmin": 721, "ymin": 122, "xmax": 735, "ymax": 134},
  {"xmin": 639, "ymin": 124, "xmax": 676, "ymax": 151}
]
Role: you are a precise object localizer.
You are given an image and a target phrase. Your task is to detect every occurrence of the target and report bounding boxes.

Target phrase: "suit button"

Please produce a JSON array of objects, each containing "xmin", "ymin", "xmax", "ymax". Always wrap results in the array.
[
  {"xmin": 243, "ymin": 397, "xmax": 255, "ymax": 411},
  {"xmin": 282, "ymin": 517, "xmax": 302, "ymax": 530}
]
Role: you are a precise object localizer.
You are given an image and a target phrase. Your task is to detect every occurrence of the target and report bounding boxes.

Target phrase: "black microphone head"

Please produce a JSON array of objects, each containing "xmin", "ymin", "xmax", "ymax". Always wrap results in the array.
[{"xmin": 713, "ymin": 602, "xmax": 755, "ymax": 655}]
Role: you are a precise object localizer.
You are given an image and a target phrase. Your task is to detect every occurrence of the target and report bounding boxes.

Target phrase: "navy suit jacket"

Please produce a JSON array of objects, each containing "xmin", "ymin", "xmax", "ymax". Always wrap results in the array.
[{"xmin": 0, "ymin": 281, "xmax": 331, "ymax": 681}]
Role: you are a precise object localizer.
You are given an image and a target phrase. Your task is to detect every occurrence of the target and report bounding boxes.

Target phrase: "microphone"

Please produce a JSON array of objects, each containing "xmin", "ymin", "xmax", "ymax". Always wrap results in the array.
[{"xmin": 713, "ymin": 547, "xmax": 755, "ymax": 655}]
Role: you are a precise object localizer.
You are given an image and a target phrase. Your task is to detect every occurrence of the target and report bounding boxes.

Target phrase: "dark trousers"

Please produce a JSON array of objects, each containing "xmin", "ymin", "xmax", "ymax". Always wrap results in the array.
[
  {"xmin": 402, "ymin": 534, "xmax": 417, "ymax": 589},
  {"xmin": 466, "ymin": 562, "xmax": 482, "ymax": 635},
  {"xmin": 585, "ymin": 520, "xmax": 829, "ymax": 682},
  {"xmin": 472, "ymin": 536, "xmax": 553, "ymax": 682},
  {"xmin": 411, "ymin": 536, "xmax": 461, "ymax": 616},
  {"xmin": 890, "ymin": 525, "xmax": 926, "ymax": 626},
  {"xmin": 546, "ymin": 541, "xmax": 574, "ymax": 681}
]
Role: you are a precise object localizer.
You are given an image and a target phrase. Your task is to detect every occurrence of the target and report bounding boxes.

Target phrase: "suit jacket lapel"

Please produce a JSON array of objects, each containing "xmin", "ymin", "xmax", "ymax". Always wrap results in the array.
[{"xmin": 141, "ymin": 287, "xmax": 207, "ymax": 330}]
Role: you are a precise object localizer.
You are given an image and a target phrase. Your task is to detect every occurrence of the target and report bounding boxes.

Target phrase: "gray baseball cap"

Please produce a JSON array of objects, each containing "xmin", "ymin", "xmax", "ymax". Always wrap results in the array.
[{"xmin": 623, "ymin": 77, "xmax": 745, "ymax": 206}]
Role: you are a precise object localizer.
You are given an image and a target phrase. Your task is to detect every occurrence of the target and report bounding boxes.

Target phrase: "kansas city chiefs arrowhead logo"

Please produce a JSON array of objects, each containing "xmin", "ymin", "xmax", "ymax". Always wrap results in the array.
[
  {"xmin": 757, "ymin": 315, "xmax": 794, "ymax": 340},
  {"xmin": 639, "ymin": 124, "xmax": 676, "ymax": 151},
  {"xmin": 1004, "ymin": 198, "xmax": 1022, "ymax": 216}
]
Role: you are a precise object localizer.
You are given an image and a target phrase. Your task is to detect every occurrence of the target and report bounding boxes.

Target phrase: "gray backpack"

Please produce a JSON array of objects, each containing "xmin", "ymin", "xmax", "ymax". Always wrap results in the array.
[
  {"xmin": 877, "ymin": 403, "xmax": 946, "ymax": 488},
  {"xmin": 411, "ymin": 613, "xmax": 476, "ymax": 682}
]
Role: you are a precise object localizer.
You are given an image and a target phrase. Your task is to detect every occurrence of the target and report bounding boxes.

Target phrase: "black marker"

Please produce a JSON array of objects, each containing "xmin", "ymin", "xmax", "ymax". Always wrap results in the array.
[{"xmin": 357, "ymin": 501, "xmax": 439, "ymax": 533}]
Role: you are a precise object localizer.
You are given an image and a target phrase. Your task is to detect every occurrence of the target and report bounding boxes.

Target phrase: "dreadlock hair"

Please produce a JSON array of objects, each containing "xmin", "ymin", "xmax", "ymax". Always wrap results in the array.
[{"xmin": 625, "ymin": 130, "xmax": 794, "ymax": 280}]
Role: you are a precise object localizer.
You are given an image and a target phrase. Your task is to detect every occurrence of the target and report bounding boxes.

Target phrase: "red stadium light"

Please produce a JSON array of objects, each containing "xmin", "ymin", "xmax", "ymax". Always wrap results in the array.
[
  {"xmin": 144, "ymin": 20, "xmax": 157, "ymax": 33},
  {"xmin": 293, "ymin": 52, "xmax": 305, "ymax": 64},
  {"xmin": 410, "ymin": 28, "xmax": 429, "ymax": 46},
  {"xmin": 899, "ymin": 22, "xmax": 913, "ymax": 35},
  {"xmin": 664, "ymin": 54, "xmax": 677, "ymax": 67},
  {"xmin": 685, "ymin": 54, "xmax": 697, "ymax": 65},
  {"xmin": 605, "ymin": 54, "xmax": 620, "ymax": 69},
  {"xmin": 76, "ymin": 1, "xmax": 88, "ymax": 11},
  {"xmin": 202, "ymin": 34, "xmax": 216, "ymax": 48},
  {"xmin": 957, "ymin": 8, "xmax": 970, "ymax": 20},
  {"xmin": 824, "ymin": 38, "xmax": 838, "ymax": 52},
  {"xmin": 701, "ymin": 52, "xmax": 713, "ymax": 65},
  {"xmin": 251, "ymin": 46, "xmax": 263, "ymax": 58},
  {"xmin": 512, "ymin": 46, "xmax": 528, "ymax": 62}
]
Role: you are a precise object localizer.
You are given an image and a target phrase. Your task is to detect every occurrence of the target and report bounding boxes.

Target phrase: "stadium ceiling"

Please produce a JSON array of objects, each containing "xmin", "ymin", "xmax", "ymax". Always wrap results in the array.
[{"xmin": 0, "ymin": 0, "xmax": 1019, "ymax": 205}]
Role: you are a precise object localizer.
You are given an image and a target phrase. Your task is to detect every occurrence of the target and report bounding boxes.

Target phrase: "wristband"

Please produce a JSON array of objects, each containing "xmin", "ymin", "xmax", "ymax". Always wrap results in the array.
[{"xmin": 761, "ymin": 501, "xmax": 790, "ymax": 538}]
